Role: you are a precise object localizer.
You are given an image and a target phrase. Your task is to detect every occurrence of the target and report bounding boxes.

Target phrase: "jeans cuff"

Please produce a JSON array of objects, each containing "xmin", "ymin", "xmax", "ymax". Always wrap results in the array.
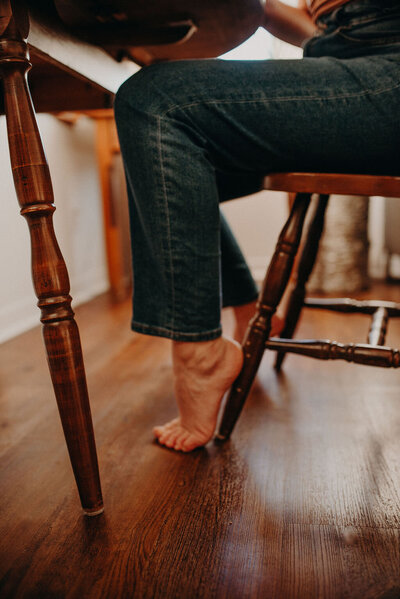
[{"xmin": 131, "ymin": 320, "xmax": 223, "ymax": 342}]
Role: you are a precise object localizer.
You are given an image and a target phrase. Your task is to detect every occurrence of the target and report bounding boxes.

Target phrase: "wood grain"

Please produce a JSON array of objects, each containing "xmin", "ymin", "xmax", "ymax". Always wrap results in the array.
[
  {"xmin": 221, "ymin": 173, "xmax": 400, "ymax": 437},
  {"xmin": 53, "ymin": 0, "xmax": 265, "ymax": 64},
  {"xmin": 93, "ymin": 113, "xmax": 132, "ymax": 301},
  {"xmin": 1, "ymin": 286, "xmax": 400, "ymax": 598},
  {"xmin": 264, "ymin": 172, "xmax": 400, "ymax": 196},
  {"xmin": 275, "ymin": 194, "xmax": 329, "ymax": 371},
  {"xmin": 0, "ymin": 4, "xmax": 137, "ymax": 115},
  {"xmin": 219, "ymin": 193, "xmax": 312, "ymax": 440},
  {"xmin": 0, "ymin": 0, "xmax": 102, "ymax": 514}
]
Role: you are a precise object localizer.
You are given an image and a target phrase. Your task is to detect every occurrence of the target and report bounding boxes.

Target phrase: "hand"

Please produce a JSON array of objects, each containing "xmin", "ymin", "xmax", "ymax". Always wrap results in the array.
[{"xmin": 263, "ymin": 0, "xmax": 316, "ymax": 47}]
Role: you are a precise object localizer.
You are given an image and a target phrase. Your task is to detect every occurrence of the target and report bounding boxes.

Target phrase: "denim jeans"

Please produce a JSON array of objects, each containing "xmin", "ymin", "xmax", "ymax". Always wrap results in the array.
[{"xmin": 114, "ymin": 0, "xmax": 400, "ymax": 341}]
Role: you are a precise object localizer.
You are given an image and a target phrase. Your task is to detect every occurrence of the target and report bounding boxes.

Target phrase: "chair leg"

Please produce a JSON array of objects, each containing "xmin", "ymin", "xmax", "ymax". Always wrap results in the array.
[
  {"xmin": 275, "ymin": 194, "xmax": 329, "ymax": 371},
  {"xmin": 217, "ymin": 193, "xmax": 312, "ymax": 441},
  {"xmin": 0, "ymin": 4, "xmax": 103, "ymax": 515}
]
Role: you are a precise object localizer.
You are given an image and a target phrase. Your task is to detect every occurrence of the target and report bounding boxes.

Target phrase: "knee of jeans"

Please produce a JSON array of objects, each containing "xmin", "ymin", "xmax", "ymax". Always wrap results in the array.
[{"xmin": 114, "ymin": 61, "xmax": 195, "ymax": 119}]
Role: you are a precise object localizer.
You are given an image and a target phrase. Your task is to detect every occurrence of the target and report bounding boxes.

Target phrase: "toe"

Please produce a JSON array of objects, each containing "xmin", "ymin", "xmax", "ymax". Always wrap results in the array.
[
  {"xmin": 181, "ymin": 432, "xmax": 209, "ymax": 452},
  {"xmin": 174, "ymin": 430, "xmax": 190, "ymax": 452},
  {"xmin": 153, "ymin": 418, "xmax": 179, "ymax": 439},
  {"xmin": 177, "ymin": 432, "xmax": 192, "ymax": 452},
  {"xmin": 158, "ymin": 430, "xmax": 172, "ymax": 445},
  {"xmin": 163, "ymin": 428, "xmax": 182, "ymax": 448},
  {"xmin": 156, "ymin": 421, "xmax": 185, "ymax": 447},
  {"xmin": 153, "ymin": 426, "xmax": 164, "ymax": 438}
]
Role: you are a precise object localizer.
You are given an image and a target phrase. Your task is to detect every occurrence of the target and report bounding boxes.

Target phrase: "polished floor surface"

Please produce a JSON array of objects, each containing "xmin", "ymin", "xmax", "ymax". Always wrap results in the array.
[{"xmin": 0, "ymin": 284, "xmax": 400, "ymax": 598}]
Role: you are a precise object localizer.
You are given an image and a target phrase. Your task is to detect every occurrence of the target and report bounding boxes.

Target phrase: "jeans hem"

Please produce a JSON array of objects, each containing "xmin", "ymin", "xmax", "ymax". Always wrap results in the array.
[{"xmin": 131, "ymin": 320, "xmax": 222, "ymax": 342}]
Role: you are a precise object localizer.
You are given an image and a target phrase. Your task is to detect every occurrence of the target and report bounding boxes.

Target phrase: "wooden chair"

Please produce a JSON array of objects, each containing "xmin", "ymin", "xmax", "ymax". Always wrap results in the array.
[{"xmin": 217, "ymin": 172, "xmax": 400, "ymax": 440}]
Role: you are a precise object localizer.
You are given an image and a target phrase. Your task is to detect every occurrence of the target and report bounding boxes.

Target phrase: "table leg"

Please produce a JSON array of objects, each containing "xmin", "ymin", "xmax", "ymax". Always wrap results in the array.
[
  {"xmin": 94, "ymin": 114, "xmax": 130, "ymax": 301},
  {"xmin": 0, "ymin": 1, "xmax": 103, "ymax": 515}
]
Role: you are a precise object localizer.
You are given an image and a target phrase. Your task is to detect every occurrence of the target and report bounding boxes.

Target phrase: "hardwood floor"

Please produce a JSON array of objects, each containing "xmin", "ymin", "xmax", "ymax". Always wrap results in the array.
[{"xmin": 1, "ymin": 285, "xmax": 400, "ymax": 599}]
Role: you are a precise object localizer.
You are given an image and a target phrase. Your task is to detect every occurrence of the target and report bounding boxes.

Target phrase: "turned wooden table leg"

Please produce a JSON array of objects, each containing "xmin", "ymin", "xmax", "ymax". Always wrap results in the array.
[{"xmin": 0, "ymin": 2, "xmax": 103, "ymax": 515}]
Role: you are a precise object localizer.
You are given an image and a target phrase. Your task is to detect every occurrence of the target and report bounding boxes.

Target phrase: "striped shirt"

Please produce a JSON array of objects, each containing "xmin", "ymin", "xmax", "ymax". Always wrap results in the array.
[{"xmin": 307, "ymin": 0, "xmax": 349, "ymax": 21}]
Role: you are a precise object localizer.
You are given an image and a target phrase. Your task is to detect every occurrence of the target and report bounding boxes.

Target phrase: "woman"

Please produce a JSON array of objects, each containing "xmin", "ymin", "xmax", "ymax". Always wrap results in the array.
[{"xmin": 114, "ymin": 0, "xmax": 400, "ymax": 452}]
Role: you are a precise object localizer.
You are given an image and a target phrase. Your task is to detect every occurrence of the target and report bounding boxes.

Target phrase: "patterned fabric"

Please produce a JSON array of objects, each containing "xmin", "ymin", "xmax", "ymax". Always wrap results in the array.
[{"xmin": 307, "ymin": 0, "xmax": 349, "ymax": 21}]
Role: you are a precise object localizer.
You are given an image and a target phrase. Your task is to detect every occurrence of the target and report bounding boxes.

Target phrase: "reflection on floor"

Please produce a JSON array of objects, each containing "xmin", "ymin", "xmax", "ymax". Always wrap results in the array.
[{"xmin": 0, "ymin": 283, "xmax": 400, "ymax": 598}]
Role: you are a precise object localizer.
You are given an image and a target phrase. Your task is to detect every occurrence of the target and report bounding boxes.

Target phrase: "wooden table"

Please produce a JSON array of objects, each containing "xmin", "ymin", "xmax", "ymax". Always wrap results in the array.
[{"xmin": 0, "ymin": 0, "xmax": 264, "ymax": 515}]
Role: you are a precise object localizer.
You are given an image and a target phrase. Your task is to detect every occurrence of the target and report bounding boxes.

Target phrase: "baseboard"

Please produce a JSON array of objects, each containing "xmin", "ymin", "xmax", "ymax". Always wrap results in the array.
[
  {"xmin": 0, "ymin": 299, "xmax": 39, "ymax": 345},
  {"xmin": 0, "ymin": 271, "xmax": 109, "ymax": 345},
  {"xmin": 69, "ymin": 267, "xmax": 109, "ymax": 308}
]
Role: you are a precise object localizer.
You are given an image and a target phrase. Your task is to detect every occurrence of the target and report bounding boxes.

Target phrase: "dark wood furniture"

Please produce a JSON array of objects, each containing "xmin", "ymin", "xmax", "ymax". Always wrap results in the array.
[
  {"xmin": 0, "ymin": 0, "xmax": 264, "ymax": 515},
  {"xmin": 218, "ymin": 172, "xmax": 400, "ymax": 440},
  {"xmin": 52, "ymin": 0, "xmax": 265, "ymax": 65},
  {"xmin": 0, "ymin": 0, "xmax": 111, "ymax": 516}
]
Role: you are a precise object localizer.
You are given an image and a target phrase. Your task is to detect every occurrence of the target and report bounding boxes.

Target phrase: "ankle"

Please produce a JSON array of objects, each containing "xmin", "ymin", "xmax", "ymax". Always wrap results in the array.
[{"xmin": 172, "ymin": 337, "xmax": 226, "ymax": 374}]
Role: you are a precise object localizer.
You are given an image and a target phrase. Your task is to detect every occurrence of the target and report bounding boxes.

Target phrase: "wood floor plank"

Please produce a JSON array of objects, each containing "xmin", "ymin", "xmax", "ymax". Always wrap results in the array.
[{"xmin": 1, "ymin": 287, "xmax": 400, "ymax": 598}]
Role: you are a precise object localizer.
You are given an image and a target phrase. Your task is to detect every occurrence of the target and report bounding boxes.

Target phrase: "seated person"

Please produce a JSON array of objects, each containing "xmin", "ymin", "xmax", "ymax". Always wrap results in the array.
[{"xmin": 114, "ymin": 0, "xmax": 400, "ymax": 452}]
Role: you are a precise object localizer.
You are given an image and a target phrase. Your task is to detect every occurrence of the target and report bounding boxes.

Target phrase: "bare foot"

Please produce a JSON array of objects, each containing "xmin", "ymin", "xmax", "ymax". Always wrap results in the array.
[
  {"xmin": 233, "ymin": 301, "xmax": 285, "ymax": 344},
  {"xmin": 153, "ymin": 337, "xmax": 243, "ymax": 452}
]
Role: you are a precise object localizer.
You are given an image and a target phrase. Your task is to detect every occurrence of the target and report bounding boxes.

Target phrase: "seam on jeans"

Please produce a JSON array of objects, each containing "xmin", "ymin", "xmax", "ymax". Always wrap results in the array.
[
  {"xmin": 338, "ymin": 13, "xmax": 400, "ymax": 28},
  {"xmin": 338, "ymin": 31, "xmax": 400, "ymax": 46},
  {"xmin": 132, "ymin": 320, "xmax": 222, "ymax": 339},
  {"xmin": 157, "ymin": 114, "xmax": 176, "ymax": 330},
  {"xmin": 159, "ymin": 80, "xmax": 400, "ymax": 117}
]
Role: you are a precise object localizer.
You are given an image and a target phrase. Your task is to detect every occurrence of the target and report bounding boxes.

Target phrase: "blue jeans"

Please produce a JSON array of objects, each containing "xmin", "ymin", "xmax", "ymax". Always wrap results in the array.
[{"xmin": 114, "ymin": 0, "xmax": 400, "ymax": 341}]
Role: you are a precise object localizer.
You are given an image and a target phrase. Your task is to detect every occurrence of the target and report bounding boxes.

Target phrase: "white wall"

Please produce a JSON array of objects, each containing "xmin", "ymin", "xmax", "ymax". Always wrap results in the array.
[
  {"xmin": 0, "ymin": 114, "xmax": 108, "ymax": 343},
  {"xmin": 221, "ymin": 191, "xmax": 289, "ymax": 282}
]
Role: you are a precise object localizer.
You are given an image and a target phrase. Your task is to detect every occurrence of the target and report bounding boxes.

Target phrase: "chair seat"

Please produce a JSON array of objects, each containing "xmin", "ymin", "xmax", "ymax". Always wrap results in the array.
[{"xmin": 263, "ymin": 172, "xmax": 400, "ymax": 197}]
